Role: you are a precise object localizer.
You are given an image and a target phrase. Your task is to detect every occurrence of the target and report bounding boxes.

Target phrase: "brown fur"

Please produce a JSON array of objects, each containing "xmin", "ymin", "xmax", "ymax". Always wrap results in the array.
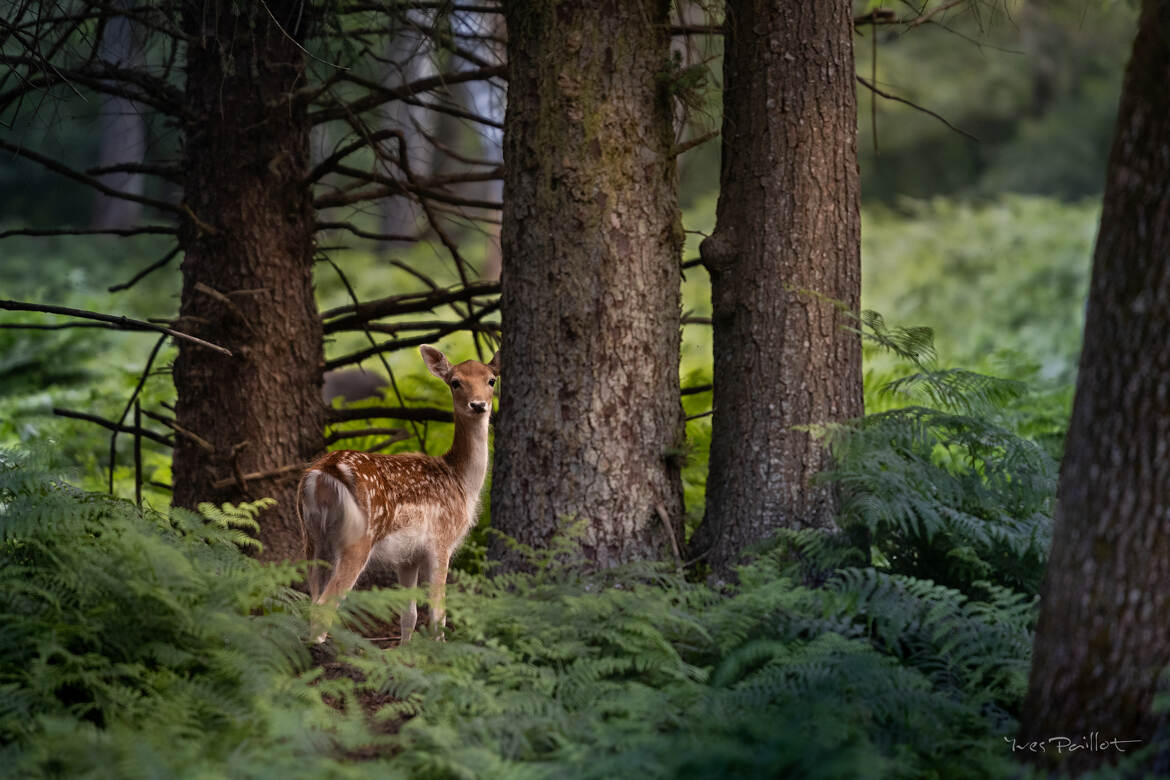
[{"xmin": 298, "ymin": 345, "xmax": 499, "ymax": 642}]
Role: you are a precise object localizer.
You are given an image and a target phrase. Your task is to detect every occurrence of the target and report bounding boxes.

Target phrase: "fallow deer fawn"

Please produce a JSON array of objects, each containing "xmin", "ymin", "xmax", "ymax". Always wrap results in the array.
[{"xmin": 298, "ymin": 345, "xmax": 499, "ymax": 642}]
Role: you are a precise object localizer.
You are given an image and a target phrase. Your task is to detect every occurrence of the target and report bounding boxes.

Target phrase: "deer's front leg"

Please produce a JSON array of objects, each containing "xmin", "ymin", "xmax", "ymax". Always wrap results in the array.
[
  {"xmin": 427, "ymin": 552, "xmax": 451, "ymax": 637},
  {"xmin": 395, "ymin": 560, "xmax": 421, "ymax": 643}
]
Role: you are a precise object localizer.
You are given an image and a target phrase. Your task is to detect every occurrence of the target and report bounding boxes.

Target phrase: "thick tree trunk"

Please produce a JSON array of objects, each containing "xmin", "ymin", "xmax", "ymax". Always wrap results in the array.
[
  {"xmin": 491, "ymin": 0, "xmax": 685, "ymax": 568},
  {"xmin": 688, "ymin": 0, "xmax": 862, "ymax": 575},
  {"xmin": 1020, "ymin": 2, "xmax": 1170, "ymax": 771},
  {"xmin": 171, "ymin": 2, "xmax": 324, "ymax": 562}
]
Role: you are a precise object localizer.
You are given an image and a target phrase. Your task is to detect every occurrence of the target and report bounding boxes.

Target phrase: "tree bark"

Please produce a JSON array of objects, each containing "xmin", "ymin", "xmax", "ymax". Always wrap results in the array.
[
  {"xmin": 688, "ymin": 0, "xmax": 863, "ymax": 575},
  {"xmin": 1020, "ymin": 2, "xmax": 1170, "ymax": 771},
  {"xmin": 491, "ymin": 0, "xmax": 685, "ymax": 568},
  {"xmin": 171, "ymin": 2, "xmax": 324, "ymax": 562}
]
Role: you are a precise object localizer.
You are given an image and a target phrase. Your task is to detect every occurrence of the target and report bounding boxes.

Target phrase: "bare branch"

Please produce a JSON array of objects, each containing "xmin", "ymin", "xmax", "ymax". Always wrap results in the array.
[
  {"xmin": 309, "ymin": 65, "xmax": 506, "ymax": 123},
  {"xmin": 0, "ymin": 137, "xmax": 182, "ymax": 215},
  {"xmin": 0, "ymin": 299, "xmax": 232, "ymax": 355},
  {"xmin": 671, "ymin": 129, "xmax": 719, "ymax": 158},
  {"xmin": 856, "ymin": 75, "xmax": 979, "ymax": 142},
  {"xmin": 321, "ymin": 282, "xmax": 499, "ymax": 329},
  {"xmin": 210, "ymin": 463, "xmax": 305, "ymax": 491},
  {"xmin": 324, "ymin": 426, "xmax": 409, "ymax": 446},
  {"xmin": 324, "ymin": 301, "xmax": 500, "ymax": 369},
  {"xmin": 109, "ymin": 246, "xmax": 182, "ymax": 292},
  {"xmin": 53, "ymin": 407, "xmax": 173, "ymax": 447},
  {"xmin": 327, "ymin": 405, "xmax": 454, "ymax": 424},
  {"xmin": 315, "ymin": 221, "xmax": 418, "ymax": 243},
  {"xmin": 0, "ymin": 225, "xmax": 176, "ymax": 240}
]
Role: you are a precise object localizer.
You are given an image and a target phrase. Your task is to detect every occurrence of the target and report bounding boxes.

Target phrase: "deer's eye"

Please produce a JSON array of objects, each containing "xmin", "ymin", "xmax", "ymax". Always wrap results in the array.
[
  {"xmin": 450, "ymin": 379, "xmax": 462, "ymax": 390},
  {"xmin": 488, "ymin": 378, "xmax": 496, "ymax": 387}
]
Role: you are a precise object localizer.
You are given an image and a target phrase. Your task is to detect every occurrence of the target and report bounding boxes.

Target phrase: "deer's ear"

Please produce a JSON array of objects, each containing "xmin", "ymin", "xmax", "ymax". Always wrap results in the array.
[
  {"xmin": 488, "ymin": 351, "xmax": 500, "ymax": 377},
  {"xmin": 420, "ymin": 345, "xmax": 452, "ymax": 380}
]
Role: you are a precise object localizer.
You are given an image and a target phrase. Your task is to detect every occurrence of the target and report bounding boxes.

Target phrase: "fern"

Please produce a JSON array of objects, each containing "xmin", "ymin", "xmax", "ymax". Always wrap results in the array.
[{"xmin": 822, "ymin": 313, "xmax": 1057, "ymax": 595}]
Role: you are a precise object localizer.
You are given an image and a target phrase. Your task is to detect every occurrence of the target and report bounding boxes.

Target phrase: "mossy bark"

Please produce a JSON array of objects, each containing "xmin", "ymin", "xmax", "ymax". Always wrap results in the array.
[
  {"xmin": 1021, "ymin": 1, "xmax": 1170, "ymax": 770},
  {"xmin": 171, "ymin": 2, "xmax": 324, "ymax": 562},
  {"xmin": 688, "ymin": 0, "xmax": 863, "ymax": 575},
  {"xmin": 491, "ymin": 0, "xmax": 685, "ymax": 568}
]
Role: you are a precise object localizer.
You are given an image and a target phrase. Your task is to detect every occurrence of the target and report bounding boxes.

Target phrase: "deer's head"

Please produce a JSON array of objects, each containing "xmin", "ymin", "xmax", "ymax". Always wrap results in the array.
[{"xmin": 420, "ymin": 345, "xmax": 500, "ymax": 418}]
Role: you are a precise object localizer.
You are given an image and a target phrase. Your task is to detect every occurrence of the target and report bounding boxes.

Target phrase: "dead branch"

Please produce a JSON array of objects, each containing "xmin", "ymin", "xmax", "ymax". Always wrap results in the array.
[
  {"xmin": 0, "ymin": 226, "xmax": 176, "ymax": 239},
  {"xmin": 109, "ymin": 246, "xmax": 182, "ymax": 292},
  {"xmin": 315, "ymin": 221, "xmax": 418, "ymax": 243},
  {"xmin": 681, "ymin": 383, "xmax": 713, "ymax": 395},
  {"xmin": 327, "ymin": 406, "xmax": 454, "ymax": 424},
  {"xmin": 325, "ymin": 301, "xmax": 500, "ymax": 368},
  {"xmin": 53, "ymin": 407, "xmax": 173, "ymax": 446},
  {"xmin": 671, "ymin": 129, "xmax": 719, "ymax": 158},
  {"xmin": 108, "ymin": 333, "xmax": 168, "ymax": 494},
  {"xmin": 321, "ymin": 282, "xmax": 499, "ymax": 328},
  {"xmin": 857, "ymin": 75, "xmax": 979, "ymax": 142},
  {"xmin": 0, "ymin": 299, "xmax": 232, "ymax": 355},
  {"xmin": 324, "ymin": 427, "xmax": 410, "ymax": 446},
  {"xmin": 309, "ymin": 65, "xmax": 506, "ymax": 124},
  {"xmin": 211, "ymin": 463, "xmax": 305, "ymax": 491},
  {"xmin": 141, "ymin": 408, "xmax": 215, "ymax": 453},
  {"xmin": 0, "ymin": 137, "xmax": 182, "ymax": 215}
]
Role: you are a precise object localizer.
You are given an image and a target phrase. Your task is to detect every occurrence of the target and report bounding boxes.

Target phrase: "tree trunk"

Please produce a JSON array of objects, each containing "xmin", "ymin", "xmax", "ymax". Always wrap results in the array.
[
  {"xmin": 688, "ymin": 0, "xmax": 862, "ymax": 575},
  {"xmin": 171, "ymin": 2, "xmax": 324, "ymax": 562},
  {"xmin": 91, "ymin": 10, "xmax": 145, "ymax": 230},
  {"xmin": 491, "ymin": 0, "xmax": 685, "ymax": 568},
  {"xmin": 1020, "ymin": 2, "xmax": 1170, "ymax": 771}
]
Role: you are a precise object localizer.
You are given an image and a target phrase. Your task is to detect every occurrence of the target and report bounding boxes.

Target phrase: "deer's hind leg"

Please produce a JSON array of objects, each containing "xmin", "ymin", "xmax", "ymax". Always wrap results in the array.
[{"xmin": 307, "ymin": 537, "xmax": 373, "ymax": 643}]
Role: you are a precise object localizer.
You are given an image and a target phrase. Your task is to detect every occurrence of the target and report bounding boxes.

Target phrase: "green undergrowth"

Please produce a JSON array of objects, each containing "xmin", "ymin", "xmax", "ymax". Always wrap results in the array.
[{"xmin": 2, "ymin": 430, "xmax": 1041, "ymax": 778}]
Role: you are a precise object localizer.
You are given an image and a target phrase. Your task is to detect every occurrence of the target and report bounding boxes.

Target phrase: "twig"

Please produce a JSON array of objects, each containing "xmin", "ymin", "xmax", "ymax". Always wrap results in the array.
[
  {"xmin": 327, "ymin": 406, "xmax": 454, "ymax": 424},
  {"xmin": 108, "ymin": 333, "xmax": 167, "ymax": 495},
  {"xmin": 0, "ymin": 137, "xmax": 181, "ymax": 215},
  {"xmin": 656, "ymin": 503, "xmax": 684, "ymax": 573},
  {"xmin": 321, "ymin": 282, "xmax": 499, "ymax": 327},
  {"xmin": 856, "ymin": 75, "xmax": 979, "ymax": 142},
  {"xmin": 211, "ymin": 463, "xmax": 304, "ymax": 491},
  {"xmin": 133, "ymin": 401, "xmax": 142, "ymax": 507},
  {"xmin": 53, "ymin": 408, "xmax": 173, "ymax": 446},
  {"xmin": 323, "ymin": 256, "xmax": 427, "ymax": 450},
  {"xmin": 324, "ymin": 302, "xmax": 500, "ymax": 369},
  {"xmin": 671, "ymin": 129, "xmax": 719, "ymax": 158},
  {"xmin": 681, "ymin": 383, "xmax": 712, "ymax": 396},
  {"xmin": 109, "ymin": 246, "xmax": 181, "ymax": 292},
  {"xmin": 0, "ymin": 226, "xmax": 176, "ymax": 239},
  {"xmin": 324, "ymin": 427, "xmax": 410, "ymax": 446},
  {"xmin": 0, "ymin": 299, "xmax": 232, "ymax": 355},
  {"xmin": 141, "ymin": 408, "xmax": 215, "ymax": 453}
]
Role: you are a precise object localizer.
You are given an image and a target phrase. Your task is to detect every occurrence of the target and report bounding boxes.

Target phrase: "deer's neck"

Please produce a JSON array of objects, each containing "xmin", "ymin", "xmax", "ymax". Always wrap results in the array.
[{"xmin": 443, "ymin": 412, "xmax": 490, "ymax": 498}]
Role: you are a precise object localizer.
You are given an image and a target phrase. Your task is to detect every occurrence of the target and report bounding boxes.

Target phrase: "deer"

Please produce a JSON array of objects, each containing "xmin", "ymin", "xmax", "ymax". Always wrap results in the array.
[{"xmin": 298, "ymin": 345, "xmax": 499, "ymax": 643}]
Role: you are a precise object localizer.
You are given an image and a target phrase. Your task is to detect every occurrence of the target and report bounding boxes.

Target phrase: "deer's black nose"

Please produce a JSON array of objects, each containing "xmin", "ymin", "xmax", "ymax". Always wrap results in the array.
[{"xmin": 469, "ymin": 401, "xmax": 488, "ymax": 414}]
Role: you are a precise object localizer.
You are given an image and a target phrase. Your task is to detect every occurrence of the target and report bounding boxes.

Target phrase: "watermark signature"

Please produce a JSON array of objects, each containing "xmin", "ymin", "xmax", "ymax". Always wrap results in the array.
[{"xmin": 1004, "ymin": 732, "xmax": 1142, "ymax": 754}]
